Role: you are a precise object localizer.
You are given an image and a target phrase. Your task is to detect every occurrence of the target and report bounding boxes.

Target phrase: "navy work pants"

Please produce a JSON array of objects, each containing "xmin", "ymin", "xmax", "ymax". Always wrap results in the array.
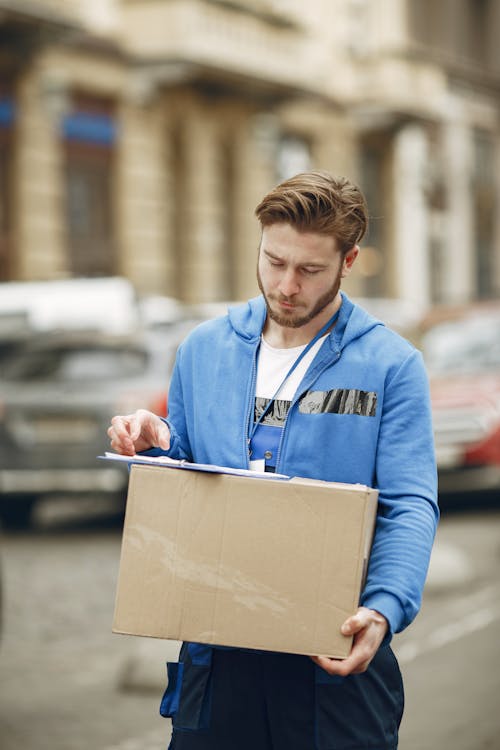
[{"xmin": 161, "ymin": 643, "xmax": 404, "ymax": 750}]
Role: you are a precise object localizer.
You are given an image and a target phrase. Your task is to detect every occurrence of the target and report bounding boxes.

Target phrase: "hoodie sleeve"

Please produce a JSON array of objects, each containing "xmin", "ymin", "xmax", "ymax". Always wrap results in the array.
[
  {"xmin": 160, "ymin": 344, "xmax": 193, "ymax": 461},
  {"xmin": 360, "ymin": 348, "xmax": 439, "ymax": 638}
]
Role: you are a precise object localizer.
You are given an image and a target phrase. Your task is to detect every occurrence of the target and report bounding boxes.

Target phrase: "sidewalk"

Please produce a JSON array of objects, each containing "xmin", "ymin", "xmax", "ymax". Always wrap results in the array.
[{"xmin": 425, "ymin": 538, "xmax": 474, "ymax": 593}]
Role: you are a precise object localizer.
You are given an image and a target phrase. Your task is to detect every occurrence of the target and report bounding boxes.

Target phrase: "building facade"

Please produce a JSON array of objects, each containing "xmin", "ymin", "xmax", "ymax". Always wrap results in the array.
[{"xmin": 1, "ymin": 0, "xmax": 499, "ymax": 306}]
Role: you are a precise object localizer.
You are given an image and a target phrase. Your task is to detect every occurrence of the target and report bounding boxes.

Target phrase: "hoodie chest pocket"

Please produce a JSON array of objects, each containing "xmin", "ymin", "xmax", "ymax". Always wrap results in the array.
[{"xmin": 298, "ymin": 388, "xmax": 378, "ymax": 417}]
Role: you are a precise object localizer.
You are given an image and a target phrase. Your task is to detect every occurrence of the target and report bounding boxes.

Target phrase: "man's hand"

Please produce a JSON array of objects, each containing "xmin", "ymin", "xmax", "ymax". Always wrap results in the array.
[
  {"xmin": 107, "ymin": 409, "xmax": 171, "ymax": 456},
  {"xmin": 311, "ymin": 607, "xmax": 388, "ymax": 676}
]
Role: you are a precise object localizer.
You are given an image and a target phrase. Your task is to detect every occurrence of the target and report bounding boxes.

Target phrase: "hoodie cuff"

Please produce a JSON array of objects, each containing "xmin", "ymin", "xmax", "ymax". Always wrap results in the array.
[{"xmin": 360, "ymin": 592, "xmax": 404, "ymax": 646}]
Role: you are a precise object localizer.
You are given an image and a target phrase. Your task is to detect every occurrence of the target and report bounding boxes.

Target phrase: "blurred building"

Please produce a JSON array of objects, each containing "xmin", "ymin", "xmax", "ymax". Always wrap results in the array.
[{"xmin": 0, "ymin": 0, "xmax": 499, "ymax": 307}]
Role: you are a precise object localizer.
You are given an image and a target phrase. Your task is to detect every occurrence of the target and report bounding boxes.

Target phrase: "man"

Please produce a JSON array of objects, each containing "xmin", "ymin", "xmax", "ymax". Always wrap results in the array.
[{"xmin": 108, "ymin": 171, "xmax": 438, "ymax": 749}]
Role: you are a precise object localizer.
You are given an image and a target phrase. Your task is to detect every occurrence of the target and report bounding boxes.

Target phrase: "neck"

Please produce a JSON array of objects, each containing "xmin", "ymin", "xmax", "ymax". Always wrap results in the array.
[{"xmin": 263, "ymin": 297, "xmax": 341, "ymax": 348}]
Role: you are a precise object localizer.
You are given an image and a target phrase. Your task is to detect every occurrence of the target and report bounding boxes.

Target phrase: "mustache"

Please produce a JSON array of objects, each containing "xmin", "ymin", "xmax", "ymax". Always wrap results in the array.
[{"xmin": 271, "ymin": 293, "xmax": 301, "ymax": 305}]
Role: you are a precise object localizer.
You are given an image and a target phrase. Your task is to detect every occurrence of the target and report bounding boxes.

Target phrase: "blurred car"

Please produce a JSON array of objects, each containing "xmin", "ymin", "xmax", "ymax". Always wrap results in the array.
[
  {"xmin": 421, "ymin": 303, "xmax": 500, "ymax": 495},
  {"xmin": 0, "ymin": 330, "xmax": 173, "ymax": 528},
  {"xmin": 138, "ymin": 295, "xmax": 240, "ymax": 375},
  {"xmin": 0, "ymin": 276, "xmax": 139, "ymax": 335}
]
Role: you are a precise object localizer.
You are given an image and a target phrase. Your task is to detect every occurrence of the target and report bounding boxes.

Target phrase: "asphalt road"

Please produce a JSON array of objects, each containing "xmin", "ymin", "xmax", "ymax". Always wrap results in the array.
[{"xmin": 0, "ymin": 494, "xmax": 499, "ymax": 750}]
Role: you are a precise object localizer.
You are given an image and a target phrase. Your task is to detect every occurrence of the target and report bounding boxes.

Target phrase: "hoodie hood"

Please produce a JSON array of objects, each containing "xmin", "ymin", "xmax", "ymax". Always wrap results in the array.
[{"xmin": 228, "ymin": 292, "xmax": 384, "ymax": 350}]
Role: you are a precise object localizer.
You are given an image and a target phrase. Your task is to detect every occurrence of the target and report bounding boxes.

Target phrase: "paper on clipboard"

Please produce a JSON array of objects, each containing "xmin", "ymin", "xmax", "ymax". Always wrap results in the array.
[{"xmin": 98, "ymin": 452, "xmax": 290, "ymax": 480}]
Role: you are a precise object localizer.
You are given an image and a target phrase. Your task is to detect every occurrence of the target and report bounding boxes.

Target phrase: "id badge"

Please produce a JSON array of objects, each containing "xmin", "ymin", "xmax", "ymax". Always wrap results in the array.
[{"xmin": 249, "ymin": 458, "xmax": 265, "ymax": 473}]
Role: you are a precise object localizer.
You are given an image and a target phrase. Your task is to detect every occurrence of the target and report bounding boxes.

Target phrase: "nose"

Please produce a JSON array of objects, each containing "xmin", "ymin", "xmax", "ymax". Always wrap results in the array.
[{"xmin": 278, "ymin": 268, "xmax": 300, "ymax": 298}]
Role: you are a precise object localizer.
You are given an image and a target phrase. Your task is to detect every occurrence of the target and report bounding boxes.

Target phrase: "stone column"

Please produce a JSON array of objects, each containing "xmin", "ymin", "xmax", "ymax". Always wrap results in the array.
[
  {"xmin": 312, "ymin": 110, "xmax": 363, "ymax": 298},
  {"xmin": 494, "ymin": 133, "xmax": 500, "ymax": 297},
  {"xmin": 313, "ymin": 112, "xmax": 358, "ymax": 180},
  {"xmin": 230, "ymin": 111, "xmax": 276, "ymax": 302},
  {"xmin": 115, "ymin": 99, "xmax": 170, "ymax": 295},
  {"xmin": 391, "ymin": 123, "xmax": 431, "ymax": 307},
  {"xmin": 14, "ymin": 67, "xmax": 66, "ymax": 279},
  {"xmin": 180, "ymin": 104, "xmax": 226, "ymax": 303},
  {"xmin": 441, "ymin": 117, "xmax": 474, "ymax": 303}
]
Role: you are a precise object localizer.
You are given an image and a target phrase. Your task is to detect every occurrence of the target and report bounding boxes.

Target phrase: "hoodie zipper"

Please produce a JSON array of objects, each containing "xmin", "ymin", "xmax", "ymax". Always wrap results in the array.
[
  {"xmin": 243, "ymin": 342, "xmax": 260, "ymax": 468},
  {"xmin": 274, "ymin": 347, "xmax": 342, "ymax": 475}
]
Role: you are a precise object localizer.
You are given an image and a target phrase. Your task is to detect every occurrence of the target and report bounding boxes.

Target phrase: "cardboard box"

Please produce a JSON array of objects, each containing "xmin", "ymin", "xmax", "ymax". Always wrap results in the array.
[{"xmin": 113, "ymin": 463, "xmax": 378, "ymax": 658}]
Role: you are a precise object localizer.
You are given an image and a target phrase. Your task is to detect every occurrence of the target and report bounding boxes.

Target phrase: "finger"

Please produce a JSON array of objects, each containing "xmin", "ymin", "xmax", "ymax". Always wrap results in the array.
[
  {"xmin": 311, "ymin": 654, "xmax": 353, "ymax": 677},
  {"xmin": 132, "ymin": 410, "xmax": 160, "ymax": 444},
  {"xmin": 316, "ymin": 641, "xmax": 375, "ymax": 676},
  {"xmin": 109, "ymin": 437, "xmax": 133, "ymax": 456},
  {"xmin": 310, "ymin": 654, "xmax": 340, "ymax": 673},
  {"xmin": 108, "ymin": 434, "xmax": 134, "ymax": 456},
  {"xmin": 129, "ymin": 414, "xmax": 142, "ymax": 442},
  {"xmin": 109, "ymin": 416, "xmax": 136, "ymax": 454},
  {"xmin": 110, "ymin": 415, "xmax": 133, "ymax": 442},
  {"xmin": 311, "ymin": 652, "xmax": 360, "ymax": 676}
]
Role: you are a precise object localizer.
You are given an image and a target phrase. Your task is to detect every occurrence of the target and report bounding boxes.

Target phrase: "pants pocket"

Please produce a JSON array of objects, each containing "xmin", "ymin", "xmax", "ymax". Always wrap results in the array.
[
  {"xmin": 160, "ymin": 662, "xmax": 184, "ymax": 719},
  {"xmin": 161, "ymin": 642, "xmax": 214, "ymax": 732},
  {"xmin": 314, "ymin": 664, "xmax": 345, "ymax": 686},
  {"xmin": 314, "ymin": 646, "xmax": 404, "ymax": 750}
]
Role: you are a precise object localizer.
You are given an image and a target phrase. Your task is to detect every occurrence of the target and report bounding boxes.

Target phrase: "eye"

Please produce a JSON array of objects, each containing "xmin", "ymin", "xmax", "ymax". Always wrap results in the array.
[{"xmin": 302, "ymin": 267, "xmax": 321, "ymax": 275}]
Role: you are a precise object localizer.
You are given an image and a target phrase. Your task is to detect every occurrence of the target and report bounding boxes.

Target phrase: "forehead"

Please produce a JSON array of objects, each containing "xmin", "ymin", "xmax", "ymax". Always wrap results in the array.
[{"xmin": 260, "ymin": 223, "xmax": 339, "ymax": 260}]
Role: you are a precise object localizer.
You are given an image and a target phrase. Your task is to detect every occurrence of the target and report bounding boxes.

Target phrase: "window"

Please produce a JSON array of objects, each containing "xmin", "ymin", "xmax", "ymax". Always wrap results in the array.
[
  {"xmin": 408, "ymin": 0, "xmax": 493, "ymax": 70},
  {"xmin": 0, "ymin": 90, "xmax": 14, "ymax": 280},
  {"xmin": 219, "ymin": 134, "xmax": 237, "ymax": 299},
  {"xmin": 465, "ymin": 0, "xmax": 490, "ymax": 67},
  {"xmin": 170, "ymin": 121, "xmax": 188, "ymax": 299},
  {"xmin": 63, "ymin": 93, "xmax": 117, "ymax": 277},
  {"xmin": 472, "ymin": 130, "xmax": 496, "ymax": 299},
  {"xmin": 276, "ymin": 134, "xmax": 311, "ymax": 182},
  {"xmin": 359, "ymin": 140, "xmax": 388, "ymax": 296}
]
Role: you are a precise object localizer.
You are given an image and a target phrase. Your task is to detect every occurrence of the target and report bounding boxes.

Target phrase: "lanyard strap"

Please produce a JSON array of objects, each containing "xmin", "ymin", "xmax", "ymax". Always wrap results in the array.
[{"xmin": 248, "ymin": 309, "xmax": 340, "ymax": 445}]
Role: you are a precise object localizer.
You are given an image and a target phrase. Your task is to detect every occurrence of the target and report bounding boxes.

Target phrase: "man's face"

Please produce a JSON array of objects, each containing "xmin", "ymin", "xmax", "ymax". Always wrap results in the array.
[{"xmin": 257, "ymin": 223, "xmax": 356, "ymax": 329}]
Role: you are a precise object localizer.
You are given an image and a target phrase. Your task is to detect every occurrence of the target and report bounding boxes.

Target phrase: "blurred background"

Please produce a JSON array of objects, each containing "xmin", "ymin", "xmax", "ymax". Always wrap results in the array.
[{"xmin": 0, "ymin": 1, "xmax": 499, "ymax": 749}]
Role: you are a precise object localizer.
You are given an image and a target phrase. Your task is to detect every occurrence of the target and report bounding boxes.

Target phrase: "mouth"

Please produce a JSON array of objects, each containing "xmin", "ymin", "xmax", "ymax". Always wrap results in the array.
[{"xmin": 275, "ymin": 297, "xmax": 299, "ymax": 311}]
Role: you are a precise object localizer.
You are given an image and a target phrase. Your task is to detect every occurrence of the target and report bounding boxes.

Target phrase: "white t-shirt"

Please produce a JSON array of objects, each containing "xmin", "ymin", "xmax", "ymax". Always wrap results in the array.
[{"xmin": 249, "ymin": 334, "xmax": 328, "ymax": 472}]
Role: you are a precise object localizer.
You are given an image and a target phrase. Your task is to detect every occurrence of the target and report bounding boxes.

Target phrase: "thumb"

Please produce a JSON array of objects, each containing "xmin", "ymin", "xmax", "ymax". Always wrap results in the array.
[
  {"xmin": 151, "ymin": 419, "xmax": 170, "ymax": 450},
  {"xmin": 341, "ymin": 610, "xmax": 367, "ymax": 635},
  {"xmin": 341, "ymin": 617, "xmax": 357, "ymax": 636}
]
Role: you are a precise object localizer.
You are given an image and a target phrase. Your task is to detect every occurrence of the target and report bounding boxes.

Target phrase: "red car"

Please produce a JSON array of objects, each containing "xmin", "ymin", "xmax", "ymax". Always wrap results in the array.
[{"xmin": 421, "ymin": 304, "xmax": 500, "ymax": 495}]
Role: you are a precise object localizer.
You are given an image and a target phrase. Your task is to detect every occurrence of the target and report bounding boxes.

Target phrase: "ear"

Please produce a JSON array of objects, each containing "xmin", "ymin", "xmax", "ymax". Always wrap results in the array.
[{"xmin": 341, "ymin": 245, "xmax": 359, "ymax": 278}]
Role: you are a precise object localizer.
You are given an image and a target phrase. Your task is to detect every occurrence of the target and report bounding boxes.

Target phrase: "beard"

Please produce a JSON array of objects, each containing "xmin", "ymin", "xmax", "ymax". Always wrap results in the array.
[{"xmin": 257, "ymin": 266, "xmax": 342, "ymax": 329}]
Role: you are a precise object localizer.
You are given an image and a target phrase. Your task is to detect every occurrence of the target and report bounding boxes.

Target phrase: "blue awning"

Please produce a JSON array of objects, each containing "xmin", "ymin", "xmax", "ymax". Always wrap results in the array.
[
  {"xmin": 63, "ymin": 111, "xmax": 117, "ymax": 145},
  {"xmin": 0, "ymin": 98, "xmax": 15, "ymax": 128}
]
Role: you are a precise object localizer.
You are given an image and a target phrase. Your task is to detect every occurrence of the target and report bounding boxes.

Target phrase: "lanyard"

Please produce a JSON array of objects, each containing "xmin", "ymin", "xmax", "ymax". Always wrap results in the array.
[{"xmin": 248, "ymin": 309, "xmax": 340, "ymax": 446}]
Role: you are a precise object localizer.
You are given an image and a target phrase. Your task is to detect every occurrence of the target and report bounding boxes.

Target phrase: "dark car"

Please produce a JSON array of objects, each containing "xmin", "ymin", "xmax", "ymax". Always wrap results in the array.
[
  {"xmin": 0, "ymin": 330, "xmax": 172, "ymax": 528},
  {"xmin": 421, "ymin": 304, "xmax": 500, "ymax": 496}
]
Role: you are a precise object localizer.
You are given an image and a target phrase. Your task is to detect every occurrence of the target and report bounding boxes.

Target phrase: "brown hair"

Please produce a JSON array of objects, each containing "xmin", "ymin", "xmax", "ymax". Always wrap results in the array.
[{"xmin": 255, "ymin": 170, "xmax": 368, "ymax": 255}]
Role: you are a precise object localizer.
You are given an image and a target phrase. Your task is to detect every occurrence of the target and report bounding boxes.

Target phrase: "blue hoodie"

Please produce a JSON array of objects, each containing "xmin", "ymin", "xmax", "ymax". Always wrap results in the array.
[{"xmin": 163, "ymin": 292, "xmax": 438, "ymax": 638}]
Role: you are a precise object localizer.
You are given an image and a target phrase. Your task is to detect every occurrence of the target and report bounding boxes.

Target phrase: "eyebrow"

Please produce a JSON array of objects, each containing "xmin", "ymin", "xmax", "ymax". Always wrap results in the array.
[{"xmin": 263, "ymin": 249, "xmax": 328, "ymax": 269}]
